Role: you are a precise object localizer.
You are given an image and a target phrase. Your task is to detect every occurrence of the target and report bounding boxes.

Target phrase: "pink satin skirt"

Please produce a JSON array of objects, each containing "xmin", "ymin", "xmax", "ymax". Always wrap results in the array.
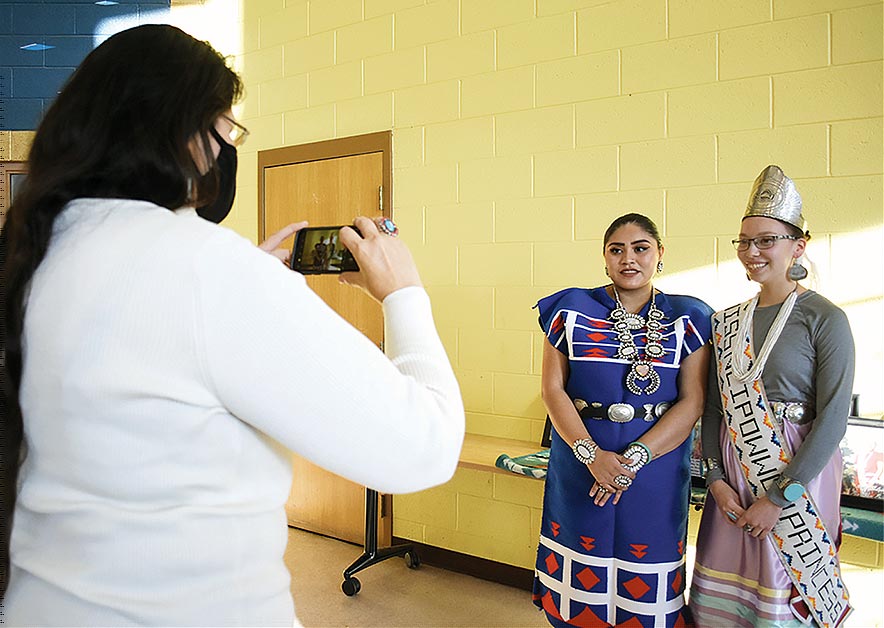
[{"xmin": 689, "ymin": 419, "xmax": 845, "ymax": 627}]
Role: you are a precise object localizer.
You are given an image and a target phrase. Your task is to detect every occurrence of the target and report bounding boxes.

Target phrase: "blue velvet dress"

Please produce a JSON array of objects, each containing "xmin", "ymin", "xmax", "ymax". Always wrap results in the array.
[{"xmin": 532, "ymin": 287, "xmax": 712, "ymax": 628}]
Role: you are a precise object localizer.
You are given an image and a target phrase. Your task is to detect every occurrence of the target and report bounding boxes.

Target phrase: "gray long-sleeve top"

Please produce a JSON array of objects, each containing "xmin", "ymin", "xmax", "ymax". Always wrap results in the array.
[{"xmin": 702, "ymin": 290, "xmax": 855, "ymax": 506}]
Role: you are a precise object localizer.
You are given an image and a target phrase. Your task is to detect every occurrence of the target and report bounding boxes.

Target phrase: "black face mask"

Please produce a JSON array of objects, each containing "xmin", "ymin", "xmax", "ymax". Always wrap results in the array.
[{"xmin": 196, "ymin": 127, "xmax": 238, "ymax": 223}]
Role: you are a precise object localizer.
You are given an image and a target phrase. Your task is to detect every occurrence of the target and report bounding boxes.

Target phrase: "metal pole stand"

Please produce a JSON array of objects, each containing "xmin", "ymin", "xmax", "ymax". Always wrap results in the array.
[{"xmin": 340, "ymin": 488, "xmax": 421, "ymax": 596}]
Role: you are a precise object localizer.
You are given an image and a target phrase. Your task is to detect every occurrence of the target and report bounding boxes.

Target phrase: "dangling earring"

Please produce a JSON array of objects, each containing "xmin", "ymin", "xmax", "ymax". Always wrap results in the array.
[
  {"xmin": 604, "ymin": 267, "xmax": 610, "ymax": 277},
  {"xmin": 656, "ymin": 260, "xmax": 664, "ymax": 273},
  {"xmin": 186, "ymin": 177, "xmax": 194, "ymax": 202},
  {"xmin": 788, "ymin": 257, "xmax": 808, "ymax": 281}
]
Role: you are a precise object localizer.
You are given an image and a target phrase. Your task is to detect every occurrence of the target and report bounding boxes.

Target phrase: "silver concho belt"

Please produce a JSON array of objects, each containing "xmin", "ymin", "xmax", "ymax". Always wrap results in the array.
[
  {"xmin": 573, "ymin": 399, "xmax": 672, "ymax": 423},
  {"xmin": 769, "ymin": 401, "xmax": 813, "ymax": 425}
]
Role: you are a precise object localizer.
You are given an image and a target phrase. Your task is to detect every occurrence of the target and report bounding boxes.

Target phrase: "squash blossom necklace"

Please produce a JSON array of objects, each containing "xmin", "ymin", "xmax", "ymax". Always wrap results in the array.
[{"xmin": 609, "ymin": 285, "xmax": 665, "ymax": 395}]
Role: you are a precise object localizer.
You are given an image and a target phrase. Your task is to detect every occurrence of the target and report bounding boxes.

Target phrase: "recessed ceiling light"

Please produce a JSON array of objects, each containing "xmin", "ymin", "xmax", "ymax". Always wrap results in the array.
[
  {"xmin": 20, "ymin": 43, "xmax": 55, "ymax": 51},
  {"xmin": 95, "ymin": 1, "xmax": 120, "ymax": 5}
]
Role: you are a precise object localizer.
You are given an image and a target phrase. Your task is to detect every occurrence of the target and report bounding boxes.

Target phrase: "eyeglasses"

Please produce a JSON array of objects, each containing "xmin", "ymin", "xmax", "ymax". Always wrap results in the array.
[
  {"xmin": 222, "ymin": 116, "xmax": 250, "ymax": 147},
  {"xmin": 731, "ymin": 234, "xmax": 799, "ymax": 251}
]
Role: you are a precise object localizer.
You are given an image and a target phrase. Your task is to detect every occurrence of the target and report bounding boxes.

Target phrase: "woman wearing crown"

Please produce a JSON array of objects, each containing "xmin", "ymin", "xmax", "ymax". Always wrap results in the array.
[
  {"xmin": 532, "ymin": 213, "xmax": 713, "ymax": 627},
  {"xmin": 689, "ymin": 166, "xmax": 855, "ymax": 627}
]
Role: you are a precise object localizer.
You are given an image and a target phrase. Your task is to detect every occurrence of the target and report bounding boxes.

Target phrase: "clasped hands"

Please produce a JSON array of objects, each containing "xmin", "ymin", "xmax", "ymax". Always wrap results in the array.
[
  {"xmin": 708, "ymin": 479, "xmax": 782, "ymax": 540},
  {"xmin": 587, "ymin": 448, "xmax": 641, "ymax": 506}
]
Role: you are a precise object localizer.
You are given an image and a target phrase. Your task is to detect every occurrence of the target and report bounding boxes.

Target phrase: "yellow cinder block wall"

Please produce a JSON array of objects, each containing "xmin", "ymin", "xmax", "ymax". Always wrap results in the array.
[
  {"xmin": 226, "ymin": 0, "xmax": 882, "ymax": 570},
  {"xmin": 0, "ymin": 132, "xmax": 35, "ymax": 162}
]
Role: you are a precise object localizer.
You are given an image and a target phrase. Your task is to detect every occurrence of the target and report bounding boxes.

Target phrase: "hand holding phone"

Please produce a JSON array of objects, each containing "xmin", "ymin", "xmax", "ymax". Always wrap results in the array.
[{"xmin": 338, "ymin": 216, "xmax": 422, "ymax": 302}]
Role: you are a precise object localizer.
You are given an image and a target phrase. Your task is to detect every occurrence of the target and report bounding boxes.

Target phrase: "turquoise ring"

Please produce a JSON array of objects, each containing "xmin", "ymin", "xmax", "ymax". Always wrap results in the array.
[{"xmin": 375, "ymin": 217, "xmax": 399, "ymax": 237}]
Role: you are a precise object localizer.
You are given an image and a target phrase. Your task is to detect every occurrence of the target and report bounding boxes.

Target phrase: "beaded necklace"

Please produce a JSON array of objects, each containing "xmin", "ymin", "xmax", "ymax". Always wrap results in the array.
[
  {"xmin": 732, "ymin": 286, "xmax": 798, "ymax": 383},
  {"xmin": 609, "ymin": 285, "xmax": 665, "ymax": 395}
]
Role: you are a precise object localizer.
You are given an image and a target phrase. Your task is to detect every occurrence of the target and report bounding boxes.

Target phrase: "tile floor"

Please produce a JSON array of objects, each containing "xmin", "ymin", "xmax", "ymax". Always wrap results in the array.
[{"xmin": 286, "ymin": 527, "xmax": 884, "ymax": 627}]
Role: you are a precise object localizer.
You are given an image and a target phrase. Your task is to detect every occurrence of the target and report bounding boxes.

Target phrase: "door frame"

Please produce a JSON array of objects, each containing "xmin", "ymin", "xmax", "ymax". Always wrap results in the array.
[
  {"xmin": 0, "ymin": 160, "xmax": 28, "ymax": 227},
  {"xmin": 257, "ymin": 131, "xmax": 392, "ymax": 242},
  {"xmin": 257, "ymin": 131, "xmax": 395, "ymax": 545}
]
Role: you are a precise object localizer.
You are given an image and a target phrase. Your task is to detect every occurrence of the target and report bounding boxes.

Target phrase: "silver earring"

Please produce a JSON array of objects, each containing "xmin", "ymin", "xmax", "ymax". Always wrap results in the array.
[
  {"xmin": 788, "ymin": 259, "xmax": 808, "ymax": 281},
  {"xmin": 656, "ymin": 261, "xmax": 664, "ymax": 273}
]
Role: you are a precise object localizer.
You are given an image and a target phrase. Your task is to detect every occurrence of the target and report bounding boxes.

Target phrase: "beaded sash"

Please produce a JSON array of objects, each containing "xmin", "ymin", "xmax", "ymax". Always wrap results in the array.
[{"xmin": 713, "ymin": 301, "xmax": 852, "ymax": 628}]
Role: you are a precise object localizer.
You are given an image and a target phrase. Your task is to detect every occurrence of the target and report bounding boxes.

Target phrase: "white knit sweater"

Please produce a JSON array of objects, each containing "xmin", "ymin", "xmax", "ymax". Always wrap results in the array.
[{"xmin": 4, "ymin": 198, "xmax": 464, "ymax": 626}]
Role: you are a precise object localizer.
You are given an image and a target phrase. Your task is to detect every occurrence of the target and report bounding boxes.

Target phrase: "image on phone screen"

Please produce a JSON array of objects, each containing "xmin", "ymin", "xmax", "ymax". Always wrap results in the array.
[{"xmin": 290, "ymin": 225, "xmax": 360, "ymax": 274}]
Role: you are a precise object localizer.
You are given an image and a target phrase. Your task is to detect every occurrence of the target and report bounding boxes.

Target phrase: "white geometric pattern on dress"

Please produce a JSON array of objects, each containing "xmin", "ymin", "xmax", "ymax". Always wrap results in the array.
[
  {"xmin": 536, "ymin": 533, "xmax": 684, "ymax": 624},
  {"xmin": 557, "ymin": 309, "xmax": 702, "ymax": 369}
]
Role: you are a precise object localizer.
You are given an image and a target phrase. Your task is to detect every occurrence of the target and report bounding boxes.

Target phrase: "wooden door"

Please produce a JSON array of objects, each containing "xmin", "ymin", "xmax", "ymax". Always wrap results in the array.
[
  {"xmin": 0, "ymin": 161, "xmax": 28, "ymax": 227},
  {"xmin": 259, "ymin": 133, "xmax": 392, "ymax": 545}
]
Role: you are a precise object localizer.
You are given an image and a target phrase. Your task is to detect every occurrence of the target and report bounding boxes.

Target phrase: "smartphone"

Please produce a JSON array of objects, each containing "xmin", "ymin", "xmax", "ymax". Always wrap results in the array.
[{"xmin": 290, "ymin": 225, "xmax": 360, "ymax": 274}]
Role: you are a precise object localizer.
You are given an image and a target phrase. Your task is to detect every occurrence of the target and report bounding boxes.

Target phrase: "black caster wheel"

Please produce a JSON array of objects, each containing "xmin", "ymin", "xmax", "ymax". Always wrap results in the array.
[
  {"xmin": 342, "ymin": 577, "xmax": 361, "ymax": 596},
  {"xmin": 404, "ymin": 550, "xmax": 421, "ymax": 569}
]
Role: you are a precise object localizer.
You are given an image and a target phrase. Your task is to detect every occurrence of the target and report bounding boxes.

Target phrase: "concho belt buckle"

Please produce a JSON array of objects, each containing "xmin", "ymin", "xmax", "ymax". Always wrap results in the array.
[
  {"xmin": 783, "ymin": 403, "xmax": 806, "ymax": 424},
  {"xmin": 641, "ymin": 402, "xmax": 671, "ymax": 422},
  {"xmin": 607, "ymin": 403, "xmax": 634, "ymax": 423},
  {"xmin": 654, "ymin": 402, "xmax": 671, "ymax": 418}
]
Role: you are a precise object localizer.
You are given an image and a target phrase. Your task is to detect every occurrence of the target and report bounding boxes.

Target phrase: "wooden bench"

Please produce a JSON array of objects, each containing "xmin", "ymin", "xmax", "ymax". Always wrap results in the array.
[
  {"xmin": 458, "ymin": 433, "xmax": 543, "ymax": 476},
  {"xmin": 460, "ymin": 435, "xmax": 882, "ymax": 542}
]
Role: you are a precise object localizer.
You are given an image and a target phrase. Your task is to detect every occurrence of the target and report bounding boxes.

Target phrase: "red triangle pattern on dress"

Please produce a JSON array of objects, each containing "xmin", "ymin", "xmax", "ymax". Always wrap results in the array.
[
  {"xmin": 582, "ymin": 347, "xmax": 609, "ymax": 358},
  {"xmin": 671, "ymin": 569, "xmax": 683, "ymax": 594},
  {"xmin": 570, "ymin": 605, "xmax": 611, "ymax": 628},
  {"xmin": 551, "ymin": 315, "xmax": 565, "ymax": 334},
  {"xmin": 541, "ymin": 591, "xmax": 563, "ymax": 620},
  {"xmin": 629, "ymin": 544, "xmax": 648, "ymax": 559}
]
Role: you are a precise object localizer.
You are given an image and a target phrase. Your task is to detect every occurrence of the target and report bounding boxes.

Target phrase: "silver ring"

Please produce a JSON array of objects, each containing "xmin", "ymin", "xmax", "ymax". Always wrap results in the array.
[
  {"xmin": 744, "ymin": 524, "xmax": 754, "ymax": 533},
  {"xmin": 597, "ymin": 486, "xmax": 606, "ymax": 493},
  {"xmin": 613, "ymin": 474, "xmax": 632, "ymax": 488}
]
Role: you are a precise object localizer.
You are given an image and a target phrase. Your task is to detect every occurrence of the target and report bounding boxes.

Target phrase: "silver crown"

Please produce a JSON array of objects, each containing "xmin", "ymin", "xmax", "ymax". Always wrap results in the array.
[{"xmin": 743, "ymin": 165, "xmax": 807, "ymax": 232}]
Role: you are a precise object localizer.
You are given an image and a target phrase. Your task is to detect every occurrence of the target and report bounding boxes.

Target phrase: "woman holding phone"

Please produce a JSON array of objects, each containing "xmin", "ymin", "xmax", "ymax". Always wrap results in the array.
[{"xmin": 0, "ymin": 24, "xmax": 463, "ymax": 626}]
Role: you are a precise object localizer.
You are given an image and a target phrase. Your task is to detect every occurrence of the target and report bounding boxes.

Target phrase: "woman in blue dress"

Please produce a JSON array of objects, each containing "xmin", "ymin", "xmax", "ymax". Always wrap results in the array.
[{"xmin": 533, "ymin": 213, "xmax": 712, "ymax": 627}]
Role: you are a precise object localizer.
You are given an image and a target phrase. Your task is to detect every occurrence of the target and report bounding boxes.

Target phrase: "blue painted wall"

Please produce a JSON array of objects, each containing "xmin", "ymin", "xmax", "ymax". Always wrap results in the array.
[{"xmin": 0, "ymin": 0, "xmax": 171, "ymax": 131}]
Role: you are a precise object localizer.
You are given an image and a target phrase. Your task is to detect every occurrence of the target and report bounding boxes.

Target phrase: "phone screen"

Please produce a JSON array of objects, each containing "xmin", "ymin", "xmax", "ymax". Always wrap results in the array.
[{"xmin": 289, "ymin": 225, "xmax": 360, "ymax": 274}]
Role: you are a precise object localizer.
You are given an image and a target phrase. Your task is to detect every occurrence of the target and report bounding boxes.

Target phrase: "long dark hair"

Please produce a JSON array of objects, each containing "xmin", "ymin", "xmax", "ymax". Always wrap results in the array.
[
  {"xmin": 0, "ymin": 24, "xmax": 242, "ymax": 598},
  {"xmin": 603, "ymin": 212, "xmax": 663, "ymax": 249}
]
